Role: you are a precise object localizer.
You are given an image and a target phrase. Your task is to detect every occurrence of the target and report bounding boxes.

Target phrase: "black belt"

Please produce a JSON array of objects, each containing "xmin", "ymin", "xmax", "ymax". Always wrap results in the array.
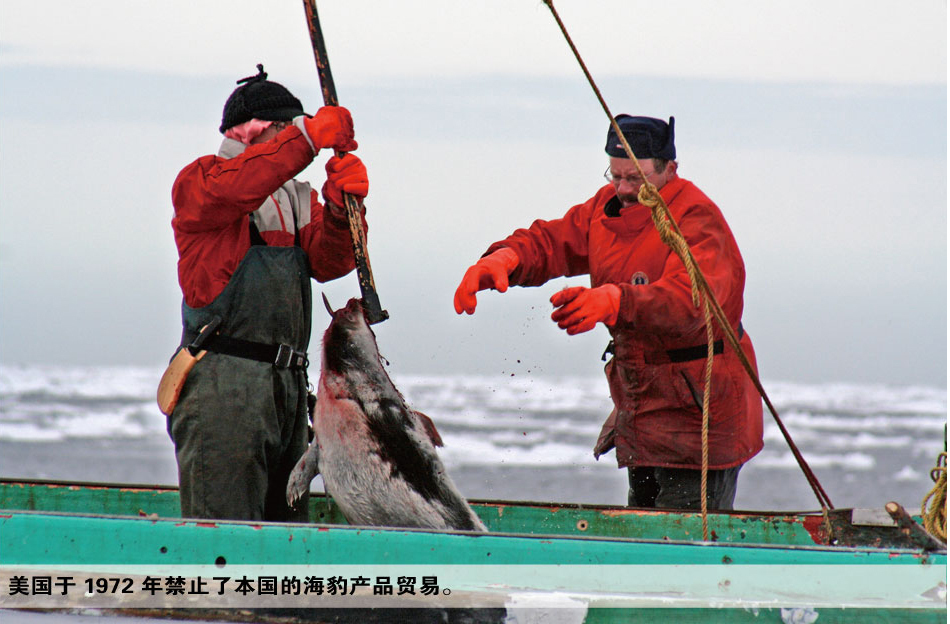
[
  {"xmin": 602, "ymin": 323, "xmax": 744, "ymax": 363},
  {"xmin": 186, "ymin": 324, "xmax": 308, "ymax": 369}
]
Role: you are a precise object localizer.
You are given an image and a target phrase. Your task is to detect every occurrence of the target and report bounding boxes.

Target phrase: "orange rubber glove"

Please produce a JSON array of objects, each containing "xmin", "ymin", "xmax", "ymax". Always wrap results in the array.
[
  {"xmin": 304, "ymin": 105, "xmax": 358, "ymax": 152},
  {"xmin": 550, "ymin": 285, "xmax": 621, "ymax": 335},
  {"xmin": 323, "ymin": 153, "xmax": 368, "ymax": 208},
  {"xmin": 453, "ymin": 248, "xmax": 520, "ymax": 315}
]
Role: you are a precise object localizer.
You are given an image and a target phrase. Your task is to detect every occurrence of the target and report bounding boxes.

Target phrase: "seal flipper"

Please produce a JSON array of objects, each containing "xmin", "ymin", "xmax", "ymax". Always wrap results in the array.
[
  {"xmin": 286, "ymin": 435, "xmax": 321, "ymax": 508},
  {"xmin": 414, "ymin": 410, "xmax": 444, "ymax": 447}
]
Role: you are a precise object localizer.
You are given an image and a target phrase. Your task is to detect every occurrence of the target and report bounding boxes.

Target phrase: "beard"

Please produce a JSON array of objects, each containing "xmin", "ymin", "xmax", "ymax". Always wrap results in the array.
[{"xmin": 617, "ymin": 192, "xmax": 639, "ymax": 207}]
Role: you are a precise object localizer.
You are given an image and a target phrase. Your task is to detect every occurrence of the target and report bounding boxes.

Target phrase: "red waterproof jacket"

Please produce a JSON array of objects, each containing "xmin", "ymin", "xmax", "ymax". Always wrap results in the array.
[
  {"xmin": 172, "ymin": 125, "xmax": 364, "ymax": 308},
  {"xmin": 486, "ymin": 175, "xmax": 763, "ymax": 469}
]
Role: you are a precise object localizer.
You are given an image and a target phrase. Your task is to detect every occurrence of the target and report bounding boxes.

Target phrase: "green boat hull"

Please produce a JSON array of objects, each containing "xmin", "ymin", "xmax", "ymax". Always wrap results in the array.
[{"xmin": 0, "ymin": 479, "xmax": 945, "ymax": 622}]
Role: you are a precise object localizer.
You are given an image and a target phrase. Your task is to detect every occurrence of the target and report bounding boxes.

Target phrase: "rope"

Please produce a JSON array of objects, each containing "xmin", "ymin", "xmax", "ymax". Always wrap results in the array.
[
  {"xmin": 641, "ymin": 187, "xmax": 715, "ymax": 537},
  {"xmin": 541, "ymin": 0, "xmax": 835, "ymax": 531},
  {"xmin": 700, "ymin": 301, "xmax": 714, "ymax": 538},
  {"xmin": 921, "ymin": 451, "xmax": 947, "ymax": 541}
]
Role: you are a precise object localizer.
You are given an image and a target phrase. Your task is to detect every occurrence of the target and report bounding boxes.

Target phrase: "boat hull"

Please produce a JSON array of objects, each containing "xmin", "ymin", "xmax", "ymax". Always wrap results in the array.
[{"xmin": 0, "ymin": 479, "xmax": 945, "ymax": 621}]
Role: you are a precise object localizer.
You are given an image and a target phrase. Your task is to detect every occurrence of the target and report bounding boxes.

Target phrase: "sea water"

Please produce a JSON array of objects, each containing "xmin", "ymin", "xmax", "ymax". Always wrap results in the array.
[{"xmin": 0, "ymin": 364, "xmax": 945, "ymax": 512}]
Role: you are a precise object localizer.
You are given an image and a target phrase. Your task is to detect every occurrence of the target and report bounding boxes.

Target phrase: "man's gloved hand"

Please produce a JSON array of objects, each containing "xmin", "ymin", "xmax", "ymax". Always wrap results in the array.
[
  {"xmin": 550, "ymin": 284, "xmax": 621, "ymax": 335},
  {"xmin": 304, "ymin": 105, "xmax": 358, "ymax": 152},
  {"xmin": 323, "ymin": 153, "xmax": 368, "ymax": 209},
  {"xmin": 453, "ymin": 248, "xmax": 520, "ymax": 315}
]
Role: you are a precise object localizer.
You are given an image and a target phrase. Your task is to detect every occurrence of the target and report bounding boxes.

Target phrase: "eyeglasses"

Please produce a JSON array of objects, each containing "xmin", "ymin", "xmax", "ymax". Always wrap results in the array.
[{"xmin": 604, "ymin": 167, "xmax": 655, "ymax": 186}]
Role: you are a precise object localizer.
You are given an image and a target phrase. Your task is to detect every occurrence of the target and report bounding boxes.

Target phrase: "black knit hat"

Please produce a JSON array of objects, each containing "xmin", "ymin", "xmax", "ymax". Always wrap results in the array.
[
  {"xmin": 219, "ymin": 64, "xmax": 305, "ymax": 133},
  {"xmin": 605, "ymin": 115, "xmax": 676, "ymax": 160}
]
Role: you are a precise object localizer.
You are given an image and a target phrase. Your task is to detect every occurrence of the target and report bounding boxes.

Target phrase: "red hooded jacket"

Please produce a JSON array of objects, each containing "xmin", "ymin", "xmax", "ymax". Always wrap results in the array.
[
  {"xmin": 487, "ymin": 176, "xmax": 763, "ymax": 469},
  {"xmin": 171, "ymin": 125, "xmax": 363, "ymax": 308}
]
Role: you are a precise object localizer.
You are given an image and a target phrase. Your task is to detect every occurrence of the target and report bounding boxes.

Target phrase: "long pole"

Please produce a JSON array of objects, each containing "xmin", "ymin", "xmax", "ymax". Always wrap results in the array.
[{"xmin": 302, "ymin": 0, "xmax": 388, "ymax": 324}]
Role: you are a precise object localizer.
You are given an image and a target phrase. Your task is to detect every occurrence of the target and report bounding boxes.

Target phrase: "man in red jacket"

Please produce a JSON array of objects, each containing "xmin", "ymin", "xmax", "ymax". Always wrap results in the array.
[
  {"xmin": 454, "ymin": 115, "xmax": 763, "ymax": 510},
  {"xmin": 167, "ymin": 65, "xmax": 369, "ymax": 521}
]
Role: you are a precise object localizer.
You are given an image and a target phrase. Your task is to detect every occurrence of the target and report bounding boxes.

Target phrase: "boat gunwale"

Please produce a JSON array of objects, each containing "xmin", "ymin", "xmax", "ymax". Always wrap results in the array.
[
  {"xmin": 0, "ymin": 476, "xmax": 850, "ymax": 518},
  {"xmin": 2, "ymin": 505, "xmax": 944, "ymax": 559}
]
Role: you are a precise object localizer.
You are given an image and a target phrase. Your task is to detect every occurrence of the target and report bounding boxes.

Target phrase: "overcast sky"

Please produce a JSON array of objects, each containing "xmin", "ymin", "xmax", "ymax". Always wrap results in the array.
[{"xmin": 0, "ymin": 1, "xmax": 946, "ymax": 388}]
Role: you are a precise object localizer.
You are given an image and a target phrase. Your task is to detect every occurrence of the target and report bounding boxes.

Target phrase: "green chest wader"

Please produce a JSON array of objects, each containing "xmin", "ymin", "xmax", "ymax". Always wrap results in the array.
[{"xmin": 168, "ymin": 244, "xmax": 313, "ymax": 522}]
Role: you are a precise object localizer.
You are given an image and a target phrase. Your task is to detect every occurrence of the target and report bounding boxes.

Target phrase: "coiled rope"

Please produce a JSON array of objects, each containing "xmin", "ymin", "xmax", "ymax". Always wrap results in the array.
[
  {"xmin": 542, "ymin": 0, "xmax": 834, "ymax": 540},
  {"xmin": 921, "ymin": 451, "xmax": 947, "ymax": 541}
]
